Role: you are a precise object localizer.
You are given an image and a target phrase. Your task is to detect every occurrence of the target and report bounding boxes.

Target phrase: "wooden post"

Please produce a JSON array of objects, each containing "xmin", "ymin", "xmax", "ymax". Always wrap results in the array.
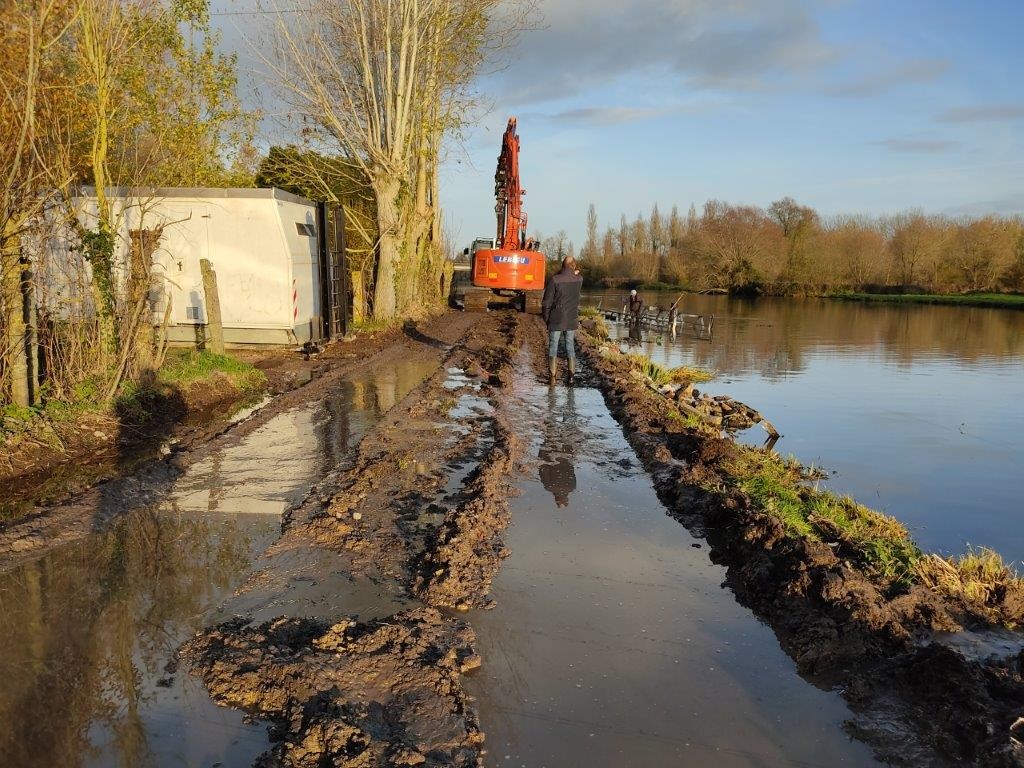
[
  {"xmin": 24, "ymin": 261, "xmax": 39, "ymax": 404},
  {"xmin": 351, "ymin": 271, "xmax": 364, "ymax": 325},
  {"xmin": 4, "ymin": 252, "xmax": 32, "ymax": 407},
  {"xmin": 200, "ymin": 258, "xmax": 225, "ymax": 354}
]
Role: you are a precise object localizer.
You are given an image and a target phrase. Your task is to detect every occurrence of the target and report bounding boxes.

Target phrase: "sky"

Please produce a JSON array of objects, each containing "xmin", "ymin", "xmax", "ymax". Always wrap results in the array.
[{"xmin": 212, "ymin": 0, "xmax": 1024, "ymax": 248}]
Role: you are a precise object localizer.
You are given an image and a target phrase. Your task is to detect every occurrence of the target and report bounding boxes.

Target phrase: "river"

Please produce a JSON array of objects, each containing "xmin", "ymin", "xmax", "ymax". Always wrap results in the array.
[{"xmin": 584, "ymin": 290, "xmax": 1024, "ymax": 565}]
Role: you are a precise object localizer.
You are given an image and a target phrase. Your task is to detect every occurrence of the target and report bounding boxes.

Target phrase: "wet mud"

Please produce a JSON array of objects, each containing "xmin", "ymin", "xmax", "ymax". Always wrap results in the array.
[
  {"xmin": 413, "ymin": 415, "xmax": 517, "ymax": 610},
  {"xmin": 182, "ymin": 608, "xmax": 483, "ymax": 768},
  {"xmin": 576, "ymin": 331, "xmax": 1024, "ymax": 766},
  {"xmin": 180, "ymin": 311, "xmax": 527, "ymax": 766}
]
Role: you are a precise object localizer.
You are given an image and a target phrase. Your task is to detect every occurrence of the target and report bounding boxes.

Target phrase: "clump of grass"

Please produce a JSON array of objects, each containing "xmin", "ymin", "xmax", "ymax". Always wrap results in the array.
[
  {"xmin": 915, "ymin": 548, "xmax": 1023, "ymax": 608},
  {"xmin": 623, "ymin": 352, "xmax": 713, "ymax": 388},
  {"xmin": 625, "ymin": 353, "xmax": 673, "ymax": 386},
  {"xmin": 723, "ymin": 448, "xmax": 921, "ymax": 585},
  {"xmin": 577, "ymin": 307, "xmax": 610, "ymax": 339},
  {"xmin": 158, "ymin": 350, "xmax": 266, "ymax": 396},
  {"xmin": 352, "ymin": 318, "xmax": 390, "ymax": 332},
  {"xmin": 669, "ymin": 365, "xmax": 714, "ymax": 383}
]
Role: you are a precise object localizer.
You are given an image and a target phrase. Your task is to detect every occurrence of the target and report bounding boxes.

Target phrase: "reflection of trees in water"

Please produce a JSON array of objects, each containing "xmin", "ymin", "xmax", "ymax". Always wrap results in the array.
[
  {"xmin": 0, "ymin": 510, "xmax": 254, "ymax": 767},
  {"xmin": 601, "ymin": 293, "xmax": 1024, "ymax": 377}
]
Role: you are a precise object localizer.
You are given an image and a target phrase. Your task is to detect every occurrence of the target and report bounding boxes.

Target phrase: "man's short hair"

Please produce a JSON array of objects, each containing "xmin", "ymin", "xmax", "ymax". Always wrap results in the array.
[{"xmin": 562, "ymin": 255, "xmax": 577, "ymax": 270}]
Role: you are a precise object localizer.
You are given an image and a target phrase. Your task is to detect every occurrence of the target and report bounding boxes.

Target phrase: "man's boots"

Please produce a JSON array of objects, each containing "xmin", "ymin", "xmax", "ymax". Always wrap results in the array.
[
  {"xmin": 548, "ymin": 357, "xmax": 557, "ymax": 386},
  {"xmin": 567, "ymin": 360, "xmax": 576, "ymax": 387}
]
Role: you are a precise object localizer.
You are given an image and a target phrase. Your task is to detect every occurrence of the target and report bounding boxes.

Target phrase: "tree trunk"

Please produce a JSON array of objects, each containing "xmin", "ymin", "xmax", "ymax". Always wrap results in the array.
[
  {"xmin": 1, "ymin": 237, "xmax": 30, "ymax": 407},
  {"xmin": 372, "ymin": 177, "xmax": 402, "ymax": 320}
]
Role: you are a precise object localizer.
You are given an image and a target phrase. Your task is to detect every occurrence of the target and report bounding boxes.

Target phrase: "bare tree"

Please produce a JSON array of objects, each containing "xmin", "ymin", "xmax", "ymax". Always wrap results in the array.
[{"xmin": 267, "ymin": 0, "xmax": 526, "ymax": 320}]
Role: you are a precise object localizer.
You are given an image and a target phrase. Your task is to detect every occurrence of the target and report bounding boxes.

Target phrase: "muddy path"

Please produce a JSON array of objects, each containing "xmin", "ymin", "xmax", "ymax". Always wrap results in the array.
[
  {"xmin": 0, "ymin": 321, "xmax": 451, "ymax": 567},
  {"xmin": 183, "ymin": 310, "xmax": 527, "ymax": 766},
  {"xmin": 186, "ymin": 312, "xmax": 887, "ymax": 768}
]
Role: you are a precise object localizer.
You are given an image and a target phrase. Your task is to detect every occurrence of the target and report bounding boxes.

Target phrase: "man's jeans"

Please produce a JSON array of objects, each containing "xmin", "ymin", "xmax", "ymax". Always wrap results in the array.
[{"xmin": 548, "ymin": 329, "xmax": 576, "ymax": 362}]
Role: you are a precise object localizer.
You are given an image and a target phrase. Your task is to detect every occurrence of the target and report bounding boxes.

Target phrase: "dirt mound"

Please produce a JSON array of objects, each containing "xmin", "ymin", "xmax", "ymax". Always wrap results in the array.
[
  {"xmin": 413, "ymin": 417, "xmax": 518, "ymax": 609},
  {"xmin": 578, "ymin": 334, "xmax": 1024, "ymax": 766},
  {"xmin": 182, "ymin": 608, "xmax": 484, "ymax": 767}
]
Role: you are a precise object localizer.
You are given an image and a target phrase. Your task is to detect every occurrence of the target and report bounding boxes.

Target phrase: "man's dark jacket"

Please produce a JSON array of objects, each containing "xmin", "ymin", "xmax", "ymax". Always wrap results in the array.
[{"xmin": 542, "ymin": 267, "xmax": 583, "ymax": 331}]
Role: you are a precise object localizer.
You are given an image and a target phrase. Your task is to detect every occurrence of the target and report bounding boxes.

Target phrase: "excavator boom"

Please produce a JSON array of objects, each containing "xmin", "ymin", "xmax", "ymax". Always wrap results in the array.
[
  {"xmin": 495, "ymin": 117, "xmax": 527, "ymax": 250},
  {"xmin": 464, "ymin": 117, "xmax": 545, "ymax": 312}
]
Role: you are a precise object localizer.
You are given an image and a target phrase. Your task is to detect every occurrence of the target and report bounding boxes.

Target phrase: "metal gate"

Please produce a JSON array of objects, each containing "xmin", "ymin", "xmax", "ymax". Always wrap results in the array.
[{"xmin": 316, "ymin": 201, "xmax": 349, "ymax": 340}]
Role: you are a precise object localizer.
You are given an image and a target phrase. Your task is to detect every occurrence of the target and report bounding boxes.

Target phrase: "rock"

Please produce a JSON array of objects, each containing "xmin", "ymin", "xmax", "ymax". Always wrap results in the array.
[{"xmin": 351, "ymin": 512, "xmax": 362, "ymax": 521}]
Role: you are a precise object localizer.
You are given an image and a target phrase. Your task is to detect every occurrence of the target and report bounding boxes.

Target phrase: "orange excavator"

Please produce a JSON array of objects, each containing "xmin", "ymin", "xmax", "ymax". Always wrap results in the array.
[{"xmin": 461, "ymin": 117, "xmax": 546, "ymax": 313}]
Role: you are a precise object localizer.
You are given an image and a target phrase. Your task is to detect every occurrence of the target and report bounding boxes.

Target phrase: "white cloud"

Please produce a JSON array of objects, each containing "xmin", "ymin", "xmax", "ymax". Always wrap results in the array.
[{"xmin": 484, "ymin": 0, "xmax": 838, "ymax": 105}]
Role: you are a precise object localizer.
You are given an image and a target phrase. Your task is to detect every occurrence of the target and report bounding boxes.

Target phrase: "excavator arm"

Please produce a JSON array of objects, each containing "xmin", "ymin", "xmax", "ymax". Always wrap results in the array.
[{"xmin": 495, "ymin": 117, "xmax": 527, "ymax": 250}]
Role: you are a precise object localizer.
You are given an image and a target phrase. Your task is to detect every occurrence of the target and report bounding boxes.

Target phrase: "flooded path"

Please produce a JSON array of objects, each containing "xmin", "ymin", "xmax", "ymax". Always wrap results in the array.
[
  {"xmin": 466, "ymin": 353, "xmax": 882, "ymax": 767},
  {"xmin": 0, "ymin": 355, "xmax": 437, "ymax": 768}
]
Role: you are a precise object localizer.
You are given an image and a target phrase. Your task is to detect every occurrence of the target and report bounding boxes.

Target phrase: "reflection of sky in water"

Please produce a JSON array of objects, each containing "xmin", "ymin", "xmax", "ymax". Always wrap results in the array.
[
  {"xmin": 588, "ymin": 292, "xmax": 1024, "ymax": 564},
  {"xmin": 468, "ymin": 368, "xmax": 881, "ymax": 767}
]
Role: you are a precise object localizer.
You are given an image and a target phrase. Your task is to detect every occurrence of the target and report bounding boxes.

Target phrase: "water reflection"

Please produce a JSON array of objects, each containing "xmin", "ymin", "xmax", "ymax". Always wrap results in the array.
[
  {"xmin": 0, "ymin": 509, "xmax": 274, "ymax": 768},
  {"xmin": 586, "ymin": 290, "xmax": 1024, "ymax": 563},
  {"xmin": 538, "ymin": 388, "xmax": 579, "ymax": 508},
  {"xmin": 0, "ymin": 355, "xmax": 441, "ymax": 767}
]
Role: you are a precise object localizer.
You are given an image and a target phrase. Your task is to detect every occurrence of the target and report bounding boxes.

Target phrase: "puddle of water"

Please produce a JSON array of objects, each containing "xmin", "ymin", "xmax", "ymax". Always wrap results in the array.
[
  {"xmin": 0, "ymin": 356, "xmax": 439, "ymax": 768},
  {"xmin": 465, "ymin": 367, "xmax": 882, "ymax": 767},
  {"xmin": 935, "ymin": 628, "xmax": 1024, "ymax": 662},
  {"xmin": 219, "ymin": 358, "xmax": 482, "ymax": 627}
]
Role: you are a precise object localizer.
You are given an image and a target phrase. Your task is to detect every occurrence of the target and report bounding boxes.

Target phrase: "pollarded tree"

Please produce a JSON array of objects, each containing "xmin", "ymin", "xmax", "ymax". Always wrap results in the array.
[{"xmin": 269, "ymin": 0, "xmax": 527, "ymax": 320}]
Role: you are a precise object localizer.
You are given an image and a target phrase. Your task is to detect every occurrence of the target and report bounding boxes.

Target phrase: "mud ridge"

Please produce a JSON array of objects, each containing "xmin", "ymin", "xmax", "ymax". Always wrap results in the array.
[
  {"xmin": 576, "ymin": 333, "xmax": 1024, "ymax": 767},
  {"xmin": 412, "ymin": 415, "xmax": 518, "ymax": 610},
  {"xmin": 181, "ymin": 607, "xmax": 483, "ymax": 768}
]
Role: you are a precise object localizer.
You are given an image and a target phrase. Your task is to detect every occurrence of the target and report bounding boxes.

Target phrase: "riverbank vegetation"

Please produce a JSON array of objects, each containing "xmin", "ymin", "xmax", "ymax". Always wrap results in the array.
[
  {"xmin": 573, "ymin": 200, "xmax": 1024, "ymax": 299},
  {"xmin": 836, "ymin": 292, "xmax": 1024, "ymax": 309}
]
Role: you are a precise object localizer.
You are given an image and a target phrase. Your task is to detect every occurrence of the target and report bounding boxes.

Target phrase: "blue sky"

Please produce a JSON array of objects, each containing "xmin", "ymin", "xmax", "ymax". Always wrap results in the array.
[{"xmin": 213, "ymin": 0, "xmax": 1023, "ymax": 248}]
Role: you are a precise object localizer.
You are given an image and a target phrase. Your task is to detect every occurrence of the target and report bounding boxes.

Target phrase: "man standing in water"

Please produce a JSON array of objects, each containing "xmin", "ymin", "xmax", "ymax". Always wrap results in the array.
[{"xmin": 541, "ymin": 255, "xmax": 583, "ymax": 387}]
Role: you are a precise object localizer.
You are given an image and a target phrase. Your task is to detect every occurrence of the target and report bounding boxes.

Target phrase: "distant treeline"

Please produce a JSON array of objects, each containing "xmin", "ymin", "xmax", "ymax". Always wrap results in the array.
[{"xmin": 543, "ymin": 200, "xmax": 1024, "ymax": 296}]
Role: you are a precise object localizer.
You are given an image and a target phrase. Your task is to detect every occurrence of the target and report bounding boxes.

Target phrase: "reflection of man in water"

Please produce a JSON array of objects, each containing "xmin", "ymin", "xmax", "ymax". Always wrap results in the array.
[
  {"xmin": 627, "ymin": 319, "xmax": 643, "ymax": 345},
  {"xmin": 538, "ymin": 388, "xmax": 579, "ymax": 508}
]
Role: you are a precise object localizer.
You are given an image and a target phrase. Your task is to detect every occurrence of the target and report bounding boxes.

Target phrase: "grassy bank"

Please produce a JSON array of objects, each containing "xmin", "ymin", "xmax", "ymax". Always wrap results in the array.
[
  {"xmin": 835, "ymin": 291, "xmax": 1024, "ymax": 309},
  {"xmin": 2, "ymin": 350, "xmax": 267, "ymax": 442}
]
